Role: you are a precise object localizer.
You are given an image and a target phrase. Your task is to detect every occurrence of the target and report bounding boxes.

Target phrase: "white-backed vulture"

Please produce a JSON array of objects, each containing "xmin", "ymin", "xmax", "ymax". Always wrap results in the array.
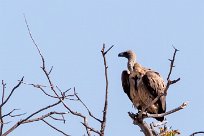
[{"xmin": 118, "ymin": 50, "xmax": 166, "ymax": 121}]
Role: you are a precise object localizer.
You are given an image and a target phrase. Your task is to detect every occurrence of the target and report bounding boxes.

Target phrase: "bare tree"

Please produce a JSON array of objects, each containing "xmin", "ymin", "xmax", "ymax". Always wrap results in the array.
[
  {"xmin": 0, "ymin": 15, "xmax": 114, "ymax": 136},
  {"xmin": 0, "ymin": 16, "xmax": 203, "ymax": 136}
]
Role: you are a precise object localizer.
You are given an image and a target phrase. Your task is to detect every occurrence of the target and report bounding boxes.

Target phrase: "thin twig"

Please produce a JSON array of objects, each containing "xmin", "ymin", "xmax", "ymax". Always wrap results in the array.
[
  {"xmin": 42, "ymin": 119, "xmax": 70, "ymax": 136},
  {"xmin": 164, "ymin": 46, "xmax": 180, "ymax": 95},
  {"xmin": 167, "ymin": 46, "xmax": 179, "ymax": 81},
  {"xmin": 22, "ymin": 111, "xmax": 67, "ymax": 124},
  {"xmin": 48, "ymin": 66, "xmax": 54, "ymax": 75},
  {"xmin": 164, "ymin": 78, "xmax": 180, "ymax": 96},
  {"xmin": 20, "ymin": 81, "xmax": 63, "ymax": 99},
  {"xmin": 24, "ymin": 14, "xmax": 45, "ymax": 68},
  {"xmin": 81, "ymin": 122, "xmax": 101, "ymax": 135},
  {"xmin": 49, "ymin": 114, "xmax": 66, "ymax": 123},
  {"xmin": 0, "ymin": 110, "xmax": 3, "ymax": 136},
  {"xmin": 61, "ymin": 100, "xmax": 92, "ymax": 136},
  {"xmin": 104, "ymin": 45, "xmax": 114, "ymax": 55},
  {"xmin": 1, "ymin": 80, "xmax": 6, "ymax": 104},
  {"xmin": 74, "ymin": 88, "xmax": 102, "ymax": 123},
  {"xmin": 1, "ymin": 109, "xmax": 26, "ymax": 119},
  {"xmin": 0, "ymin": 80, "xmax": 6, "ymax": 135},
  {"xmin": 20, "ymin": 80, "xmax": 47, "ymax": 88}
]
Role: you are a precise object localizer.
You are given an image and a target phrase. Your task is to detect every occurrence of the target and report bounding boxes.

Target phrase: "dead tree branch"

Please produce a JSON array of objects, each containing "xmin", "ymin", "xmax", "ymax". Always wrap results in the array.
[
  {"xmin": 1, "ymin": 81, "xmax": 6, "ymax": 106},
  {"xmin": 42, "ymin": 119, "xmax": 70, "ymax": 136},
  {"xmin": 0, "ymin": 78, "xmax": 24, "ymax": 136},
  {"xmin": 0, "ymin": 77, "xmax": 24, "ymax": 108},
  {"xmin": 24, "ymin": 15, "xmax": 114, "ymax": 136},
  {"xmin": 81, "ymin": 122, "xmax": 101, "ymax": 135},
  {"xmin": 1, "ymin": 109, "xmax": 26, "ymax": 119},
  {"xmin": 74, "ymin": 88, "xmax": 102, "ymax": 123},
  {"xmin": 129, "ymin": 101, "xmax": 188, "ymax": 136},
  {"xmin": 2, "ymin": 100, "xmax": 63, "ymax": 136},
  {"xmin": 129, "ymin": 101, "xmax": 188, "ymax": 122},
  {"xmin": 190, "ymin": 131, "xmax": 204, "ymax": 136},
  {"xmin": 144, "ymin": 102, "xmax": 188, "ymax": 118},
  {"xmin": 128, "ymin": 112, "xmax": 153, "ymax": 136},
  {"xmin": 100, "ymin": 44, "xmax": 113, "ymax": 136},
  {"xmin": 0, "ymin": 80, "xmax": 6, "ymax": 135},
  {"xmin": 24, "ymin": 14, "xmax": 45, "ymax": 68},
  {"xmin": 145, "ymin": 101, "xmax": 188, "ymax": 119},
  {"xmin": 167, "ymin": 45, "xmax": 179, "ymax": 81},
  {"xmin": 20, "ymin": 80, "xmax": 73, "ymax": 100},
  {"xmin": 24, "ymin": 15, "xmax": 95, "ymax": 136},
  {"xmin": 21, "ymin": 111, "xmax": 67, "ymax": 124}
]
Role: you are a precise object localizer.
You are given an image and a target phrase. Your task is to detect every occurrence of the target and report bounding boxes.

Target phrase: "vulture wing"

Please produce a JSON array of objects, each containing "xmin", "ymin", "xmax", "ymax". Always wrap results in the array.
[
  {"xmin": 142, "ymin": 71, "xmax": 166, "ymax": 113},
  {"xmin": 121, "ymin": 70, "xmax": 132, "ymax": 101}
]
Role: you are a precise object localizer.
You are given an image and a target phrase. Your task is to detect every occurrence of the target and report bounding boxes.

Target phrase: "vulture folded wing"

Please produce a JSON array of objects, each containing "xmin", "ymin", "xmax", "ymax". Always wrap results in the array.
[
  {"xmin": 142, "ymin": 71, "xmax": 166, "ymax": 113},
  {"xmin": 121, "ymin": 70, "xmax": 132, "ymax": 101}
]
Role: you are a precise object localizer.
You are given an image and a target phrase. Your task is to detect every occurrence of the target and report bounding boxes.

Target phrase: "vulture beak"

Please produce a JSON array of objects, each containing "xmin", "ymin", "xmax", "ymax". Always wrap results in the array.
[{"xmin": 118, "ymin": 52, "xmax": 125, "ymax": 57}]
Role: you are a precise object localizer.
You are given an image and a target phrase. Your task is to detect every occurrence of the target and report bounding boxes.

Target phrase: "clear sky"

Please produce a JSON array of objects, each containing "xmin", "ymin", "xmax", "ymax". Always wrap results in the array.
[{"xmin": 0, "ymin": 0, "xmax": 204, "ymax": 136}]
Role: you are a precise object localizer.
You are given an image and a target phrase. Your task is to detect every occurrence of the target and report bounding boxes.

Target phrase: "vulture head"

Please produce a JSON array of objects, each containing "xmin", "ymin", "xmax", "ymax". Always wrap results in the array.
[
  {"xmin": 118, "ymin": 50, "xmax": 136, "ymax": 60},
  {"xmin": 118, "ymin": 50, "xmax": 136, "ymax": 72}
]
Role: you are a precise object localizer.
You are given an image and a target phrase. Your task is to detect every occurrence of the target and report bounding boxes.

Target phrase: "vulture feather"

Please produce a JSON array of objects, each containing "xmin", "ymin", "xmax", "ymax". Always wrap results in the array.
[{"xmin": 118, "ymin": 50, "xmax": 166, "ymax": 121}]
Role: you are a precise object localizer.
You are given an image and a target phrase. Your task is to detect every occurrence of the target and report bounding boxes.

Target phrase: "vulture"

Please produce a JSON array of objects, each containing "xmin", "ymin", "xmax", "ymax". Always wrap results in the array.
[{"xmin": 118, "ymin": 50, "xmax": 166, "ymax": 121}]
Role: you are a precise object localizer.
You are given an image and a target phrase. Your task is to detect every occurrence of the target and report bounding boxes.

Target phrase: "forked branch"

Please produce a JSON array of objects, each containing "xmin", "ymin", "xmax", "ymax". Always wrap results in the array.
[
  {"xmin": 2, "ymin": 100, "xmax": 64, "ymax": 136},
  {"xmin": 100, "ymin": 44, "xmax": 113, "ymax": 136},
  {"xmin": 0, "ymin": 77, "xmax": 24, "ymax": 108}
]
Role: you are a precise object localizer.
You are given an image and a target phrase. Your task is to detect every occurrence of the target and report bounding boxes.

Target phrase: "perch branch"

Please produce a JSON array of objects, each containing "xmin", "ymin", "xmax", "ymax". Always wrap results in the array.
[
  {"xmin": 128, "ymin": 112, "xmax": 153, "ymax": 136},
  {"xmin": 145, "ymin": 101, "xmax": 188, "ymax": 119}
]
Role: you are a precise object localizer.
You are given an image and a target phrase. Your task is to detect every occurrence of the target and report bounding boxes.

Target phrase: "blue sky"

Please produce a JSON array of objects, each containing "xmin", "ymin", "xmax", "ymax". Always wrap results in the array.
[{"xmin": 0, "ymin": 0, "xmax": 204, "ymax": 136}]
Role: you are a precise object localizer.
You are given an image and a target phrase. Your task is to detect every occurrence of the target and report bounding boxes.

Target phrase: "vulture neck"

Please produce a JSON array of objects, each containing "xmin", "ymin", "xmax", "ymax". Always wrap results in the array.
[{"xmin": 127, "ymin": 57, "xmax": 136, "ymax": 73}]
